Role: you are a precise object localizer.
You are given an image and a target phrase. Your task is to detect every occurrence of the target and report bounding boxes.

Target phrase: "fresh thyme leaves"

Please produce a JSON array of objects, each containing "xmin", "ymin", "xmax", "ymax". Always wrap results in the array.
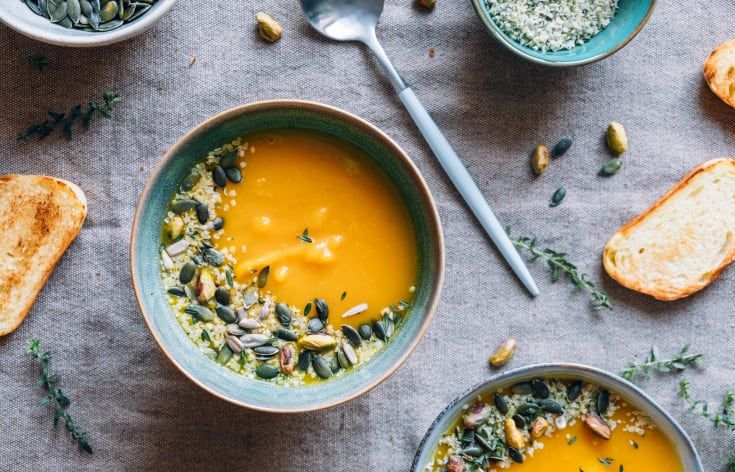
[
  {"xmin": 679, "ymin": 379, "xmax": 735, "ymax": 430},
  {"xmin": 506, "ymin": 227, "xmax": 612, "ymax": 310},
  {"xmin": 629, "ymin": 439, "xmax": 639, "ymax": 449},
  {"xmin": 298, "ymin": 228, "xmax": 313, "ymax": 243},
  {"xmin": 727, "ymin": 452, "xmax": 735, "ymax": 472},
  {"xmin": 18, "ymin": 91, "xmax": 121, "ymax": 141},
  {"xmin": 26, "ymin": 340, "xmax": 93, "ymax": 454},
  {"xmin": 26, "ymin": 53, "xmax": 50, "ymax": 71},
  {"xmin": 621, "ymin": 345, "xmax": 704, "ymax": 382}
]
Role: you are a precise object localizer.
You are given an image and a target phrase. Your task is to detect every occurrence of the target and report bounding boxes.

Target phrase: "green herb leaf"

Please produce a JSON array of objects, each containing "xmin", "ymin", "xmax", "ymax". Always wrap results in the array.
[
  {"xmin": 621, "ymin": 345, "xmax": 703, "ymax": 382},
  {"xmin": 506, "ymin": 227, "xmax": 611, "ymax": 310},
  {"xmin": 26, "ymin": 53, "xmax": 50, "ymax": 72},
  {"xmin": 298, "ymin": 228, "xmax": 313, "ymax": 243},
  {"xmin": 340, "ymin": 291, "xmax": 347, "ymax": 300},
  {"xmin": 18, "ymin": 91, "xmax": 121, "ymax": 142},
  {"xmin": 598, "ymin": 457, "xmax": 614, "ymax": 466},
  {"xmin": 26, "ymin": 340, "xmax": 93, "ymax": 454},
  {"xmin": 679, "ymin": 379, "xmax": 735, "ymax": 430}
]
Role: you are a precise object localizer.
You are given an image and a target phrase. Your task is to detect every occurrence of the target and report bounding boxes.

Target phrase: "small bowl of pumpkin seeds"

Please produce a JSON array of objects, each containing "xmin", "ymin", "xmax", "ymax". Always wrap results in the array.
[{"xmin": 0, "ymin": 0, "xmax": 176, "ymax": 47}]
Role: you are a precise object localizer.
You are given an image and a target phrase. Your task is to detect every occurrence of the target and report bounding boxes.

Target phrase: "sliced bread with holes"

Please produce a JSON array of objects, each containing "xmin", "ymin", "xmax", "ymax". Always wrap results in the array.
[{"xmin": 603, "ymin": 158, "xmax": 735, "ymax": 301}]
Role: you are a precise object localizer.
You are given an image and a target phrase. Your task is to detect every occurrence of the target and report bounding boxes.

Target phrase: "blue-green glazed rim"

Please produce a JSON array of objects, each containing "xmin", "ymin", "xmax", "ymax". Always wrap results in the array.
[
  {"xmin": 471, "ymin": 0, "xmax": 656, "ymax": 67},
  {"xmin": 131, "ymin": 100, "xmax": 445, "ymax": 412},
  {"xmin": 411, "ymin": 363, "xmax": 704, "ymax": 471}
]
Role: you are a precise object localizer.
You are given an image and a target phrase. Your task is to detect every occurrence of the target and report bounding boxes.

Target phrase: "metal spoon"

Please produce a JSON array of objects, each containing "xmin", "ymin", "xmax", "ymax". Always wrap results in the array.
[{"xmin": 299, "ymin": 0, "xmax": 539, "ymax": 296}]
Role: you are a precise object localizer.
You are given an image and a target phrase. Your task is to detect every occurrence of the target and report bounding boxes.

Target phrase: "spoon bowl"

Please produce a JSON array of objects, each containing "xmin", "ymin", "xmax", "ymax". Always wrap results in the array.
[{"xmin": 300, "ymin": 0, "xmax": 382, "ymax": 42}]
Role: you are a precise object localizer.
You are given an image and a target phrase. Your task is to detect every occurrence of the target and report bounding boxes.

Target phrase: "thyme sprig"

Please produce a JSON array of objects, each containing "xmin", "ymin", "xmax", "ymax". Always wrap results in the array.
[
  {"xmin": 26, "ymin": 52, "xmax": 50, "ymax": 71},
  {"xmin": 18, "ymin": 91, "xmax": 121, "ymax": 141},
  {"xmin": 26, "ymin": 340, "xmax": 93, "ymax": 454},
  {"xmin": 506, "ymin": 228, "xmax": 611, "ymax": 310},
  {"xmin": 679, "ymin": 379, "xmax": 735, "ymax": 431},
  {"xmin": 621, "ymin": 345, "xmax": 704, "ymax": 382}
]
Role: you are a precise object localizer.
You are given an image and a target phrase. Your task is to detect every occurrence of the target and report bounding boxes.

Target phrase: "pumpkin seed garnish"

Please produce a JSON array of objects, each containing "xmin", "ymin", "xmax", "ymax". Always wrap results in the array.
[
  {"xmin": 341, "ymin": 291, "xmax": 347, "ymax": 300},
  {"xmin": 201, "ymin": 329, "xmax": 211, "ymax": 343},
  {"xmin": 297, "ymin": 350, "xmax": 312, "ymax": 371},
  {"xmin": 257, "ymin": 265, "xmax": 270, "ymax": 288},
  {"xmin": 494, "ymin": 393, "xmax": 509, "ymax": 414},
  {"xmin": 599, "ymin": 158, "xmax": 622, "ymax": 176},
  {"xmin": 212, "ymin": 217, "xmax": 225, "ymax": 231},
  {"xmin": 179, "ymin": 261, "xmax": 196, "ymax": 284},
  {"xmin": 311, "ymin": 355, "xmax": 332, "ymax": 379},
  {"xmin": 225, "ymin": 167, "xmax": 242, "ymax": 184},
  {"xmin": 552, "ymin": 136, "xmax": 573, "ymax": 159},
  {"xmin": 215, "ymin": 305, "xmax": 237, "ymax": 323},
  {"xmin": 167, "ymin": 287, "xmax": 186, "ymax": 297},
  {"xmin": 196, "ymin": 202, "xmax": 209, "ymax": 224},
  {"xmin": 298, "ymin": 228, "xmax": 313, "ymax": 243},
  {"xmin": 201, "ymin": 247, "xmax": 224, "ymax": 267},
  {"xmin": 22, "ymin": 0, "xmax": 157, "ymax": 32},
  {"xmin": 341, "ymin": 325, "xmax": 362, "ymax": 347},
  {"xmin": 219, "ymin": 150, "xmax": 238, "ymax": 168},
  {"xmin": 255, "ymin": 363, "xmax": 279, "ymax": 379},
  {"xmin": 372, "ymin": 319, "xmax": 387, "ymax": 341},
  {"xmin": 597, "ymin": 389, "xmax": 610, "ymax": 415},
  {"xmin": 180, "ymin": 172, "xmax": 200, "ymax": 191},
  {"xmin": 315, "ymin": 298, "xmax": 329, "ymax": 322},
  {"xmin": 275, "ymin": 303, "xmax": 292, "ymax": 327},
  {"xmin": 216, "ymin": 345, "xmax": 233, "ymax": 364},
  {"xmin": 212, "ymin": 166, "xmax": 227, "ymax": 188},
  {"xmin": 303, "ymin": 302, "xmax": 312, "ymax": 316},
  {"xmin": 185, "ymin": 305, "xmax": 213, "ymax": 322},
  {"xmin": 531, "ymin": 378, "xmax": 550, "ymax": 398},
  {"xmin": 550, "ymin": 186, "xmax": 566, "ymax": 207},
  {"xmin": 567, "ymin": 380, "xmax": 582, "ymax": 401},
  {"xmin": 358, "ymin": 324, "xmax": 372, "ymax": 340}
]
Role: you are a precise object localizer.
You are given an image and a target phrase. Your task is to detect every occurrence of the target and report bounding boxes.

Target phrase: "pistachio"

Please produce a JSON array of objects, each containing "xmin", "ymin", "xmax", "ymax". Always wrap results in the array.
[
  {"xmin": 606, "ymin": 122, "xmax": 628, "ymax": 155},
  {"xmin": 419, "ymin": 0, "xmax": 436, "ymax": 8},
  {"xmin": 445, "ymin": 456, "xmax": 466, "ymax": 472},
  {"xmin": 256, "ymin": 12, "xmax": 283, "ymax": 42},
  {"xmin": 598, "ymin": 158, "xmax": 622, "ymax": 176},
  {"xmin": 489, "ymin": 338, "xmax": 517, "ymax": 367},
  {"xmin": 584, "ymin": 415, "xmax": 612, "ymax": 440},
  {"xmin": 504, "ymin": 417, "xmax": 526, "ymax": 449},
  {"xmin": 530, "ymin": 417, "xmax": 549, "ymax": 438},
  {"xmin": 196, "ymin": 269, "xmax": 216, "ymax": 303},
  {"xmin": 280, "ymin": 344, "xmax": 297, "ymax": 374},
  {"xmin": 168, "ymin": 216, "xmax": 185, "ymax": 240},
  {"xmin": 298, "ymin": 334, "xmax": 337, "ymax": 351},
  {"xmin": 531, "ymin": 144, "xmax": 550, "ymax": 175},
  {"xmin": 463, "ymin": 403, "xmax": 491, "ymax": 429}
]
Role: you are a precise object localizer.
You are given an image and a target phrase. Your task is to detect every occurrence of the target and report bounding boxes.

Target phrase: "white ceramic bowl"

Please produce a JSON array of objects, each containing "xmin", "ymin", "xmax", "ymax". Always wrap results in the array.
[{"xmin": 0, "ymin": 0, "xmax": 176, "ymax": 47}]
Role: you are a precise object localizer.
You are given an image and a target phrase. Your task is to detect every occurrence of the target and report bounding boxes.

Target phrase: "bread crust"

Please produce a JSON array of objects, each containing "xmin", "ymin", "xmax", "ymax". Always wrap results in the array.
[
  {"xmin": 602, "ymin": 158, "xmax": 735, "ymax": 301},
  {"xmin": 0, "ymin": 175, "xmax": 87, "ymax": 335},
  {"xmin": 704, "ymin": 39, "xmax": 735, "ymax": 109}
]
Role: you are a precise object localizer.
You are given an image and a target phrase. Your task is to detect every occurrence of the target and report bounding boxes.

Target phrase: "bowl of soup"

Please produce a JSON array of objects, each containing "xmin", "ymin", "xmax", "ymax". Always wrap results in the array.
[
  {"xmin": 412, "ymin": 364, "xmax": 703, "ymax": 471},
  {"xmin": 131, "ymin": 100, "xmax": 444, "ymax": 412}
]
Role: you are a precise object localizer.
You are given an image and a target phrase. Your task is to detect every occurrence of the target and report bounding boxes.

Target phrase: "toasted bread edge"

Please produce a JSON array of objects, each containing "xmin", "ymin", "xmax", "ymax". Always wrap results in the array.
[
  {"xmin": 0, "ymin": 176, "xmax": 87, "ymax": 335},
  {"xmin": 602, "ymin": 158, "xmax": 735, "ymax": 301},
  {"xmin": 704, "ymin": 39, "xmax": 735, "ymax": 110}
]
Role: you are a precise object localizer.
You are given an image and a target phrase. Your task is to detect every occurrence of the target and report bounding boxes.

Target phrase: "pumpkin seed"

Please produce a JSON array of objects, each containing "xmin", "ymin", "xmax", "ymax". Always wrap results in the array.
[
  {"xmin": 337, "ymin": 349, "xmax": 350, "ymax": 369},
  {"xmin": 202, "ymin": 247, "xmax": 224, "ymax": 266},
  {"xmin": 179, "ymin": 261, "xmax": 196, "ymax": 284},
  {"xmin": 494, "ymin": 392, "xmax": 509, "ymax": 414},
  {"xmin": 253, "ymin": 345, "xmax": 279, "ymax": 358},
  {"xmin": 167, "ymin": 287, "xmax": 186, "ymax": 297},
  {"xmin": 212, "ymin": 217, "xmax": 224, "ymax": 230},
  {"xmin": 549, "ymin": 186, "xmax": 566, "ymax": 207},
  {"xmin": 531, "ymin": 378, "xmax": 550, "ymax": 399},
  {"xmin": 99, "ymin": 0, "xmax": 116, "ymax": 21},
  {"xmin": 275, "ymin": 328, "xmax": 298, "ymax": 341},
  {"xmin": 196, "ymin": 202, "xmax": 209, "ymax": 224},
  {"xmin": 225, "ymin": 167, "xmax": 242, "ymax": 183},
  {"xmin": 512, "ymin": 414, "xmax": 525, "ymax": 428},
  {"xmin": 551, "ymin": 136, "xmax": 573, "ymax": 158},
  {"xmin": 58, "ymin": 16, "xmax": 73, "ymax": 27},
  {"xmin": 341, "ymin": 325, "xmax": 362, "ymax": 347},
  {"xmin": 180, "ymin": 173, "xmax": 200, "ymax": 192},
  {"xmin": 275, "ymin": 303, "xmax": 292, "ymax": 327},
  {"xmin": 460, "ymin": 429, "xmax": 475, "ymax": 448},
  {"xmin": 307, "ymin": 317, "xmax": 324, "ymax": 333},
  {"xmin": 220, "ymin": 150, "xmax": 238, "ymax": 168},
  {"xmin": 567, "ymin": 380, "xmax": 582, "ymax": 401},
  {"xmin": 255, "ymin": 363, "xmax": 279, "ymax": 379},
  {"xmin": 257, "ymin": 265, "xmax": 269, "ymax": 288},
  {"xmin": 185, "ymin": 305, "xmax": 213, "ymax": 322},
  {"xmin": 516, "ymin": 402, "xmax": 540, "ymax": 416},
  {"xmin": 67, "ymin": 0, "xmax": 81, "ymax": 23},
  {"xmin": 303, "ymin": 302, "xmax": 312, "ymax": 316},
  {"xmin": 243, "ymin": 286, "xmax": 259, "ymax": 307},
  {"xmin": 297, "ymin": 350, "xmax": 312, "ymax": 371},
  {"xmin": 372, "ymin": 319, "xmax": 387, "ymax": 341},
  {"xmin": 38, "ymin": 0, "xmax": 50, "ymax": 18},
  {"xmin": 459, "ymin": 446, "xmax": 483, "ymax": 458},
  {"xmin": 508, "ymin": 447, "xmax": 524, "ymax": 463},
  {"xmin": 598, "ymin": 158, "xmax": 622, "ymax": 176},
  {"xmin": 88, "ymin": 10, "xmax": 100, "ymax": 28},
  {"xmin": 215, "ymin": 305, "xmax": 237, "ymax": 323},
  {"xmin": 358, "ymin": 324, "xmax": 372, "ymax": 340},
  {"xmin": 330, "ymin": 355, "xmax": 341, "ymax": 373},
  {"xmin": 315, "ymin": 298, "xmax": 329, "ymax": 322},
  {"xmin": 212, "ymin": 166, "xmax": 227, "ymax": 188},
  {"xmin": 383, "ymin": 313, "xmax": 394, "ymax": 338},
  {"xmin": 215, "ymin": 286, "xmax": 230, "ymax": 305},
  {"xmin": 172, "ymin": 199, "xmax": 197, "ymax": 214},
  {"xmin": 539, "ymin": 398, "xmax": 563, "ymax": 414},
  {"xmin": 312, "ymin": 355, "xmax": 332, "ymax": 379},
  {"xmin": 26, "ymin": 0, "xmax": 43, "ymax": 15},
  {"xmin": 597, "ymin": 389, "xmax": 610, "ymax": 415},
  {"xmin": 127, "ymin": 3, "xmax": 148, "ymax": 21},
  {"xmin": 217, "ymin": 345, "xmax": 233, "ymax": 364},
  {"xmin": 50, "ymin": 1, "xmax": 68, "ymax": 22},
  {"xmin": 121, "ymin": 3, "xmax": 134, "ymax": 20},
  {"xmin": 510, "ymin": 382, "xmax": 533, "ymax": 395}
]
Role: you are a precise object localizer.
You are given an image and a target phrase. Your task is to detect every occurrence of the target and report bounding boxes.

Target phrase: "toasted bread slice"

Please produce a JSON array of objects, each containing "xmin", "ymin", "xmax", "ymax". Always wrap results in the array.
[
  {"xmin": 603, "ymin": 158, "xmax": 735, "ymax": 301},
  {"xmin": 0, "ymin": 175, "xmax": 87, "ymax": 335},
  {"xmin": 704, "ymin": 39, "xmax": 735, "ymax": 109}
]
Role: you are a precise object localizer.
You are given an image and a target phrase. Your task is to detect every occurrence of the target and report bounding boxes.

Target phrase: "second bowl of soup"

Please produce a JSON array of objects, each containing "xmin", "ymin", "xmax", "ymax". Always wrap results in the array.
[{"xmin": 131, "ymin": 100, "xmax": 444, "ymax": 411}]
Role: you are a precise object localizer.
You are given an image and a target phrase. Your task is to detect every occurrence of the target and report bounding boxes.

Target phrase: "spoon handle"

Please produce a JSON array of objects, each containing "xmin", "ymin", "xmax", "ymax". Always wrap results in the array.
[{"xmin": 398, "ymin": 87, "xmax": 539, "ymax": 296}]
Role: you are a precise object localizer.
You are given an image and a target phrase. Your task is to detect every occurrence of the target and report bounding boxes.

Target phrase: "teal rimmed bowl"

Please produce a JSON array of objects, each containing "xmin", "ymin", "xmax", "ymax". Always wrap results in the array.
[
  {"xmin": 131, "ymin": 100, "xmax": 444, "ymax": 412},
  {"xmin": 412, "ymin": 363, "xmax": 703, "ymax": 470},
  {"xmin": 472, "ymin": 0, "xmax": 656, "ymax": 67}
]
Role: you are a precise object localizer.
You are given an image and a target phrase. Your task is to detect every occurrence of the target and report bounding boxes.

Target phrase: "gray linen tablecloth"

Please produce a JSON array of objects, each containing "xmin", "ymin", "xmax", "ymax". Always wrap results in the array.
[{"xmin": 1, "ymin": 1, "xmax": 734, "ymax": 470}]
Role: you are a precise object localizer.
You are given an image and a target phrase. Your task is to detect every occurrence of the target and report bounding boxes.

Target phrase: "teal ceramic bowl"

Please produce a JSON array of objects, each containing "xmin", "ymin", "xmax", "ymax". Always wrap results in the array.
[
  {"xmin": 412, "ymin": 364, "xmax": 703, "ymax": 471},
  {"xmin": 131, "ymin": 100, "xmax": 444, "ymax": 412},
  {"xmin": 472, "ymin": 0, "xmax": 656, "ymax": 66}
]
